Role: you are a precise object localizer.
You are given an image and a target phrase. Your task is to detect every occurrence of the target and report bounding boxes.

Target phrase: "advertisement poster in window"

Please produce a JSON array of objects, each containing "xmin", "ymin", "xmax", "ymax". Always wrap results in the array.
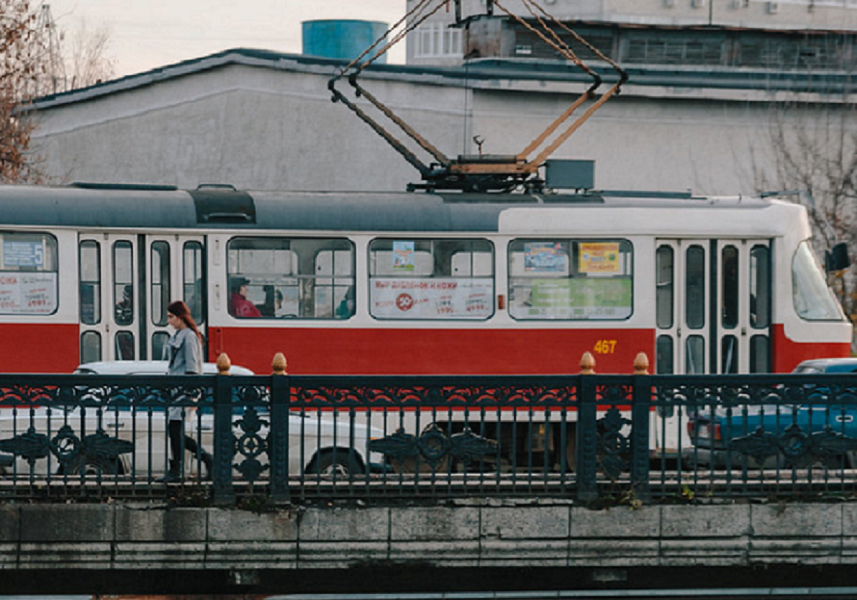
[
  {"xmin": 3, "ymin": 240, "xmax": 44, "ymax": 268},
  {"xmin": 579, "ymin": 242, "xmax": 620, "ymax": 274},
  {"xmin": 524, "ymin": 242, "xmax": 567, "ymax": 273},
  {"xmin": 371, "ymin": 278, "xmax": 492, "ymax": 319},
  {"xmin": 392, "ymin": 241, "xmax": 415, "ymax": 271},
  {"xmin": 0, "ymin": 273, "xmax": 57, "ymax": 314},
  {"xmin": 512, "ymin": 278, "xmax": 631, "ymax": 319}
]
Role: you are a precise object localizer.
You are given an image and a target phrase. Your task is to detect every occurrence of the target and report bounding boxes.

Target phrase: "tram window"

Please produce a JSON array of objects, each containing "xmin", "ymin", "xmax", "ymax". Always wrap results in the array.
[
  {"xmin": 685, "ymin": 245, "xmax": 705, "ymax": 330},
  {"xmin": 721, "ymin": 246, "xmax": 738, "ymax": 330},
  {"xmin": 227, "ymin": 237, "xmax": 355, "ymax": 319},
  {"xmin": 152, "ymin": 331, "xmax": 170, "ymax": 361},
  {"xmin": 750, "ymin": 245, "xmax": 770, "ymax": 329},
  {"xmin": 183, "ymin": 242, "xmax": 205, "ymax": 325},
  {"xmin": 0, "ymin": 231, "xmax": 59, "ymax": 315},
  {"xmin": 316, "ymin": 249, "xmax": 355, "ymax": 319},
  {"xmin": 792, "ymin": 241, "xmax": 845, "ymax": 321},
  {"xmin": 151, "ymin": 241, "xmax": 170, "ymax": 327},
  {"xmin": 508, "ymin": 239, "xmax": 632, "ymax": 321},
  {"xmin": 368, "ymin": 239, "xmax": 494, "ymax": 320},
  {"xmin": 656, "ymin": 246, "xmax": 674, "ymax": 329},
  {"xmin": 80, "ymin": 331, "xmax": 101, "ymax": 364},
  {"xmin": 113, "ymin": 241, "xmax": 134, "ymax": 326},
  {"xmin": 686, "ymin": 335, "xmax": 705, "ymax": 374},
  {"xmin": 79, "ymin": 240, "xmax": 101, "ymax": 325},
  {"xmin": 115, "ymin": 330, "xmax": 135, "ymax": 360},
  {"xmin": 656, "ymin": 335, "xmax": 674, "ymax": 375},
  {"xmin": 749, "ymin": 335, "xmax": 770, "ymax": 373},
  {"xmin": 721, "ymin": 335, "xmax": 738, "ymax": 374}
]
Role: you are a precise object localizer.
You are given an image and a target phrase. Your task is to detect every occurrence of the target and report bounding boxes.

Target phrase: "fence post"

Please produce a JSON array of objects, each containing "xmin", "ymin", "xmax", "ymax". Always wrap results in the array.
[
  {"xmin": 576, "ymin": 351, "xmax": 598, "ymax": 503},
  {"xmin": 631, "ymin": 352, "xmax": 651, "ymax": 503},
  {"xmin": 212, "ymin": 353, "xmax": 236, "ymax": 506},
  {"xmin": 269, "ymin": 352, "xmax": 290, "ymax": 503}
]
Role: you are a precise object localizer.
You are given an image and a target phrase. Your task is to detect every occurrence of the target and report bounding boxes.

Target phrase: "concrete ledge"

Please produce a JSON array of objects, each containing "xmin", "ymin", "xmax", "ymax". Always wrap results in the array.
[{"xmin": 1, "ymin": 501, "xmax": 856, "ymax": 575}]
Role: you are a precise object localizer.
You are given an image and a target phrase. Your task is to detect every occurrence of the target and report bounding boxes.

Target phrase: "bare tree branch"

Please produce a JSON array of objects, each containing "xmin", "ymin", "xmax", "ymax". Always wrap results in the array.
[
  {"xmin": 0, "ymin": 0, "xmax": 40, "ymax": 183},
  {"xmin": 755, "ymin": 87, "xmax": 857, "ymax": 338}
]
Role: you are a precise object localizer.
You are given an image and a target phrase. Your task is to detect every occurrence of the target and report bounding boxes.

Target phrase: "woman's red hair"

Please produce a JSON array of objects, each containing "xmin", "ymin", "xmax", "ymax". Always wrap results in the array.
[{"xmin": 168, "ymin": 300, "xmax": 203, "ymax": 344}]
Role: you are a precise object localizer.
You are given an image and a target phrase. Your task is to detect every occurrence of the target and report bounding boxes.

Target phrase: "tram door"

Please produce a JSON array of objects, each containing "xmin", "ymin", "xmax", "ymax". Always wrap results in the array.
[
  {"xmin": 653, "ymin": 239, "xmax": 772, "ymax": 457},
  {"xmin": 78, "ymin": 234, "xmax": 207, "ymax": 364},
  {"xmin": 655, "ymin": 239, "xmax": 772, "ymax": 376}
]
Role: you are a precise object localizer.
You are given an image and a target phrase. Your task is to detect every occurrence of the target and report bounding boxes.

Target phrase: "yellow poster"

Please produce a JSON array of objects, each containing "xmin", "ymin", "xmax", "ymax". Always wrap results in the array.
[{"xmin": 579, "ymin": 243, "xmax": 620, "ymax": 273}]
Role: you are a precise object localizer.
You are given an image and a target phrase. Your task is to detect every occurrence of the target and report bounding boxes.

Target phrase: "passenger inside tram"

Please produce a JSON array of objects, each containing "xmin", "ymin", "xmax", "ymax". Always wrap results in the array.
[
  {"xmin": 335, "ymin": 286, "xmax": 355, "ymax": 319},
  {"xmin": 228, "ymin": 277, "xmax": 262, "ymax": 318}
]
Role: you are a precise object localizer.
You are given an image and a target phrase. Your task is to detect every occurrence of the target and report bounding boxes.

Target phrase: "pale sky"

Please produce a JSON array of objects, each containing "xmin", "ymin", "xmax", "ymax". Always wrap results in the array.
[{"xmin": 44, "ymin": 0, "xmax": 408, "ymax": 78}]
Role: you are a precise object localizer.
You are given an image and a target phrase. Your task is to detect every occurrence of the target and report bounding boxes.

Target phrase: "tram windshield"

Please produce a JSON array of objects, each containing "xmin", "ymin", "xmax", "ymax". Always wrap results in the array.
[{"xmin": 792, "ymin": 240, "xmax": 845, "ymax": 321}]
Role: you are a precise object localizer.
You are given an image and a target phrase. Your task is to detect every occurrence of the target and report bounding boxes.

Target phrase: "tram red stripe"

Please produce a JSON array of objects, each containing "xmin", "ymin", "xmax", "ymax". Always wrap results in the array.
[
  {"xmin": 212, "ymin": 327, "xmax": 656, "ymax": 375},
  {"xmin": 0, "ymin": 323, "xmax": 79, "ymax": 373},
  {"xmin": 771, "ymin": 324, "xmax": 850, "ymax": 373}
]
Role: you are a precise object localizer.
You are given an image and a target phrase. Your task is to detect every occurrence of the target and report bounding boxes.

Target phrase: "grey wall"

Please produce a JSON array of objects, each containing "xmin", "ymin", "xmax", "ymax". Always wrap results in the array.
[
  {"xmin": 1, "ymin": 500, "xmax": 856, "ymax": 594},
  {"xmin": 31, "ymin": 63, "xmax": 466, "ymax": 193},
  {"xmin": 27, "ymin": 56, "xmax": 829, "ymax": 197}
]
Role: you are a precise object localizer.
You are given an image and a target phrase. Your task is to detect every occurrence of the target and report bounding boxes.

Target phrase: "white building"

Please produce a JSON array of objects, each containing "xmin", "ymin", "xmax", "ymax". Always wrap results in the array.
[{"xmin": 23, "ymin": 47, "xmax": 852, "ymax": 198}]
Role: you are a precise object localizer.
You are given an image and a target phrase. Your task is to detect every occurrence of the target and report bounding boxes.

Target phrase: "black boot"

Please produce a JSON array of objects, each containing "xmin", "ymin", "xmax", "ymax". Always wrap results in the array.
[
  {"xmin": 201, "ymin": 452, "xmax": 214, "ymax": 481},
  {"xmin": 157, "ymin": 459, "xmax": 181, "ymax": 483}
]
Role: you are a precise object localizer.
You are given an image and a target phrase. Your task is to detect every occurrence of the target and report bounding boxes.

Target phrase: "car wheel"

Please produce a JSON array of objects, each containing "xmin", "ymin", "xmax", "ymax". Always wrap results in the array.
[
  {"xmin": 65, "ymin": 456, "xmax": 120, "ymax": 476},
  {"xmin": 309, "ymin": 450, "xmax": 361, "ymax": 476}
]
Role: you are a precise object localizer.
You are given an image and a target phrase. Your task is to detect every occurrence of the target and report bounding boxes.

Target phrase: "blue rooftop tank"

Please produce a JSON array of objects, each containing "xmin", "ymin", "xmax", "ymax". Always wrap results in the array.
[{"xmin": 302, "ymin": 20, "xmax": 388, "ymax": 63}]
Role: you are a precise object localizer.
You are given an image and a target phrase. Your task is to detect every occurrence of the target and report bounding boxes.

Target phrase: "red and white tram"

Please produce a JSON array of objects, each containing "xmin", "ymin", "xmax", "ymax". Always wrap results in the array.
[{"xmin": 0, "ymin": 183, "xmax": 849, "ymax": 378}]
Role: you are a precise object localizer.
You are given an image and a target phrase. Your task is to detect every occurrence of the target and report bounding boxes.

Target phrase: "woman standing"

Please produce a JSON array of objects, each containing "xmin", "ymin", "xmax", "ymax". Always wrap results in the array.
[{"xmin": 161, "ymin": 300, "xmax": 213, "ymax": 482}]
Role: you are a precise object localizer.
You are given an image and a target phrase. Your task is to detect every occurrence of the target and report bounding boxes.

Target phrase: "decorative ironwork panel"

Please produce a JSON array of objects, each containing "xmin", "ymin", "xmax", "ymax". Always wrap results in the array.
[
  {"xmin": 0, "ymin": 423, "xmax": 133, "ymax": 470},
  {"xmin": 596, "ymin": 407, "xmax": 632, "ymax": 480},
  {"xmin": 291, "ymin": 376, "xmax": 577, "ymax": 410},
  {"xmin": 731, "ymin": 423, "xmax": 857, "ymax": 468},
  {"xmin": 233, "ymin": 407, "xmax": 270, "ymax": 482},
  {"xmin": 369, "ymin": 423, "xmax": 498, "ymax": 469}
]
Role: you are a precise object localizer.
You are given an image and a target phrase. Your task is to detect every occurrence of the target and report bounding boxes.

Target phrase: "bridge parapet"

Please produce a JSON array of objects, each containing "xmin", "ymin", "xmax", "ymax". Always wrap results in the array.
[{"xmin": 1, "ymin": 352, "xmax": 857, "ymax": 504}]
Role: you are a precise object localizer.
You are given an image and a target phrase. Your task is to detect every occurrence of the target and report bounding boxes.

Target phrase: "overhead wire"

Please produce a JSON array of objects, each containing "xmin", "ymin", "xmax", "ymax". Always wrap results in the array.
[{"xmin": 328, "ymin": 0, "xmax": 627, "ymax": 190}]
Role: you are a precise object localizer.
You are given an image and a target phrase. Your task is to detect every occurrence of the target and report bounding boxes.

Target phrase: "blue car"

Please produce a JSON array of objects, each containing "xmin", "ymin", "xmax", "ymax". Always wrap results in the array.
[{"xmin": 688, "ymin": 359, "xmax": 857, "ymax": 469}]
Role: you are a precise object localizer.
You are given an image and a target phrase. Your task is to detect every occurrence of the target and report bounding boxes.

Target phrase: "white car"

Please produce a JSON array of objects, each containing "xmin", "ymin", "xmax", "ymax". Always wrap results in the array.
[{"xmin": 0, "ymin": 361, "xmax": 385, "ymax": 480}]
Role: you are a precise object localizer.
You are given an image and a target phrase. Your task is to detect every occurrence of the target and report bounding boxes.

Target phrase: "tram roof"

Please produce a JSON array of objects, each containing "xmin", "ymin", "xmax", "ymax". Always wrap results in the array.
[{"xmin": 0, "ymin": 184, "xmax": 797, "ymax": 234}]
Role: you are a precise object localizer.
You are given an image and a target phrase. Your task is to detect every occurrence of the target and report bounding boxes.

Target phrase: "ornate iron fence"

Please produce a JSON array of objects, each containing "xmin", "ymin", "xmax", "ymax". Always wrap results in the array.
[{"xmin": 2, "ymin": 364, "xmax": 857, "ymax": 505}]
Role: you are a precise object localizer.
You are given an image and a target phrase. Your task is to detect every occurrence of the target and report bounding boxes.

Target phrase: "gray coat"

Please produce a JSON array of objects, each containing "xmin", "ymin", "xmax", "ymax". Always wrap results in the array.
[{"xmin": 166, "ymin": 327, "xmax": 203, "ymax": 420}]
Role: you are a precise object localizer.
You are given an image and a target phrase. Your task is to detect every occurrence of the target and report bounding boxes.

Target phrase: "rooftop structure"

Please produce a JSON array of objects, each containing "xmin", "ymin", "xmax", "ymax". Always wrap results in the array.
[{"xmin": 406, "ymin": 0, "xmax": 857, "ymax": 66}]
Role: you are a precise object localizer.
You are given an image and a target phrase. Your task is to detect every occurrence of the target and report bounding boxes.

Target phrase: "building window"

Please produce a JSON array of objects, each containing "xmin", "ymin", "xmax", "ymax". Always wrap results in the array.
[{"xmin": 414, "ymin": 23, "xmax": 462, "ymax": 58}]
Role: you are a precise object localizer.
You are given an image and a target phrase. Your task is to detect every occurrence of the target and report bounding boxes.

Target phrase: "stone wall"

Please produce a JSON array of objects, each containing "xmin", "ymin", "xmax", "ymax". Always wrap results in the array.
[{"xmin": 2, "ymin": 499, "xmax": 856, "ymax": 594}]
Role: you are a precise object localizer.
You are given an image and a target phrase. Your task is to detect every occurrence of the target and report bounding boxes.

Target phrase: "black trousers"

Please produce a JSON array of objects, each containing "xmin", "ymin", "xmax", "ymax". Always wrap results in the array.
[{"xmin": 168, "ymin": 419, "xmax": 206, "ymax": 464}]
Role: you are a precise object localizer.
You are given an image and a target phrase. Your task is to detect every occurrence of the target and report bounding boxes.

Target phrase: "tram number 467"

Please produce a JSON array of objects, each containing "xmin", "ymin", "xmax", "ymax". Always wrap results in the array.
[{"xmin": 593, "ymin": 340, "xmax": 617, "ymax": 354}]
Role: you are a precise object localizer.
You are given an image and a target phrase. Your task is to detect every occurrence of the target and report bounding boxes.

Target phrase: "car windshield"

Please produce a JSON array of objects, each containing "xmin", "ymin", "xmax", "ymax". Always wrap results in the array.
[{"xmin": 792, "ymin": 241, "xmax": 845, "ymax": 321}]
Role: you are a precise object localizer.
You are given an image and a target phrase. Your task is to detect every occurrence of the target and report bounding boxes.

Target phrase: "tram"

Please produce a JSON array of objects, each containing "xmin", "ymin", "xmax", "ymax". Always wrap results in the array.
[
  {"xmin": 0, "ymin": 183, "xmax": 850, "ymax": 462},
  {"xmin": 0, "ymin": 182, "xmax": 848, "ymax": 375}
]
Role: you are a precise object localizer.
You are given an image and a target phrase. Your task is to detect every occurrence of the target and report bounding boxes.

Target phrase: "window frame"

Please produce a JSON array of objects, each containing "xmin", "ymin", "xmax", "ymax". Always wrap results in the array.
[
  {"xmin": 79, "ymin": 239, "xmax": 101, "ymax": 325},
  {"xmin": 0, "ymin": 230, "xmax": 60, "ymax": 316},
  {"xmin": 507, "ymin": 238, "xmax": 634, "ymax": 322},
  {"xmin": 368, "ymin": 237, "xmax": 495, "ymax": 321},
  {"xmin": 792, "ymin": 239, "xmax": 845, "ymax": 322},
  {"xmin": 226, "ymin": 236, "xmax": 356, "ymax": 320}
]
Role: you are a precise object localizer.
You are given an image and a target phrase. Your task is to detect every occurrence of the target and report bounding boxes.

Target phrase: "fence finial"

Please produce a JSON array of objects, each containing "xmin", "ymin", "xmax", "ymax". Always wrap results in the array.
[
  {"xmin": 272, "ymin": 352, "xmax": 288, "ymax": 375},
  {"xmin": 216, "ymin": 353, "xmax": 232, "ymax": 375},
  {"xmin": 580, "ymin": 351, "xmax": 596, "ymax": 375},
  {"xmin": 633, "ymin": 352, "xmax": 650, "ymax": 375}
]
